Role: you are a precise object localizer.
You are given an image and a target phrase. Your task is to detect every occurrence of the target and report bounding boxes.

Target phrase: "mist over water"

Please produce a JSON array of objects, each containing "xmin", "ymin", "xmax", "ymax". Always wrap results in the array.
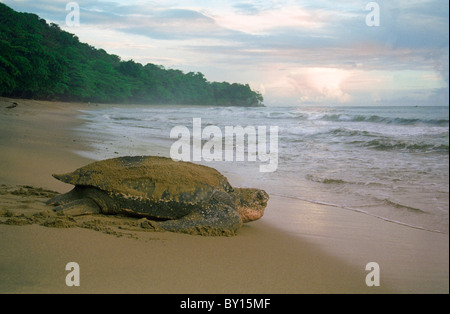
[{"xmin": 75, "ymin": 105, "xmax": 449, "ymax": 234}]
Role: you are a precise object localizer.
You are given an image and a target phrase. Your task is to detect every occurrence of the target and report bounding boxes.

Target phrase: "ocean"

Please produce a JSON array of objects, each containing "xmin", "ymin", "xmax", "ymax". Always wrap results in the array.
[{"xmin": 74, "ymin": 105, "xmax": 449, "ymax": 234}]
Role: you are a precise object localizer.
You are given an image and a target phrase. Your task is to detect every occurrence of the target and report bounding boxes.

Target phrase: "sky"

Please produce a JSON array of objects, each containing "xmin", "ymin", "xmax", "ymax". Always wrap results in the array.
[{"xmin": 3, "ymin": 0, "xmax": 449, "ymax": 106}]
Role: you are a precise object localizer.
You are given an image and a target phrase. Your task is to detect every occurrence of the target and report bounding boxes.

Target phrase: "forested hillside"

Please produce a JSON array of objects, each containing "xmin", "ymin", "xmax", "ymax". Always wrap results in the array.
[{"xmin": 0, "ymin": 3, "xmax": 263, "ymax": 106}]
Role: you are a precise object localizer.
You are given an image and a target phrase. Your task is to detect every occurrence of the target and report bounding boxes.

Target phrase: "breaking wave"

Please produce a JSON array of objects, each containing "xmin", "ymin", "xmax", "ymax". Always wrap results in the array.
[{"xmin": 364, "ymin": 139, "xmax": 449, "ymax": 153}]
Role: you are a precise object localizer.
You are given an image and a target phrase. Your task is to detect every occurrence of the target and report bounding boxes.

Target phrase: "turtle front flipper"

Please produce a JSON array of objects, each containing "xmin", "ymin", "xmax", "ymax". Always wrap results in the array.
[
  {"xmin": 53, "ymin": 199, "xmax": 101, "ymax": 216},
  {"xmin": 146, "ymin": 203, "xmax": 243, "ymax": 236}
]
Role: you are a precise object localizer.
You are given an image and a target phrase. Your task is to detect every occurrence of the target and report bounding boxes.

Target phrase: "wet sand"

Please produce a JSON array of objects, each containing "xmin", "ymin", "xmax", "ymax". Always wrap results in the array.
[{"xmin": 0, "ymin": 97, "xmax": 448, "ymax": 294}]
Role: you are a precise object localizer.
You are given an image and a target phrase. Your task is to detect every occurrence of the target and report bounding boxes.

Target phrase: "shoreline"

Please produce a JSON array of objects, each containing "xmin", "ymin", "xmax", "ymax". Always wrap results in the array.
[{"xmin": 0, "ymin": 97, "xmax": 448, "ymax": 294}]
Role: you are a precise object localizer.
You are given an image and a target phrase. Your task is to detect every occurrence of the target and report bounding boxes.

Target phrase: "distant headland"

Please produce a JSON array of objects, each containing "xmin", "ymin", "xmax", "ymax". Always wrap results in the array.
[{"xmin": 0, "ymin": 3, "xmax": 264, "ymax": 107}]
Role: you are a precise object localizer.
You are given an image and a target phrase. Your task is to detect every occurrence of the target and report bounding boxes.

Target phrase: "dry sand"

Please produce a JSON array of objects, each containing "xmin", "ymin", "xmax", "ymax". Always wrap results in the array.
[{"xmin": 0, "ymin": 97, "xmax": 448, "ymax": 294}]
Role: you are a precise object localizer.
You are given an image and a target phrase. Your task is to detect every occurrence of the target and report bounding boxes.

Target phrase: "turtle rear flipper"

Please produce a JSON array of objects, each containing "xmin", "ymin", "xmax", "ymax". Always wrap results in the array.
[
  {"xmin": 46, "ymin": 187, "xmax": 82, "ymax": 206},
  {"xmin": 53, "ymin": 199, "xmax": 101, "ymax": 216}
]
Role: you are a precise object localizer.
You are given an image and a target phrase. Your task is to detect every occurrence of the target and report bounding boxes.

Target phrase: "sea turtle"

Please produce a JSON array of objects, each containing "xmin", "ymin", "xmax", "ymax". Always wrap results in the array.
[{"xmin": 46, "ymin": 156, "xmax": 269, "ymax": 236}]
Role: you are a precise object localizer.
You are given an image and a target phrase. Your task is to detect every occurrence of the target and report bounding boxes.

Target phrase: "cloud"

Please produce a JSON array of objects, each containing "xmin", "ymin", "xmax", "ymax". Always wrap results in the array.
[
  {"xmin": 210, "ymin": 4, "xmax": 331, "ymax": 35},
  {"xmin": 116, "ymin": 9, "xmax": 224, "ymax": 40},
  {"xmin": 287, "ymin": 67, "xmax": 352, "ymax": 103},
  {"xmin": 232, "ymin": 2, "xmax": 262, "ymax": 15}
]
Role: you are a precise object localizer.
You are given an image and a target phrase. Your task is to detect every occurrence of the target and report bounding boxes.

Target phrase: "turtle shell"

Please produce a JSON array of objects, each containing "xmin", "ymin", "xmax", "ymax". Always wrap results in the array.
[{"xmin": 53, "ymin": 156, "xmax": 233, "ymax": 218}]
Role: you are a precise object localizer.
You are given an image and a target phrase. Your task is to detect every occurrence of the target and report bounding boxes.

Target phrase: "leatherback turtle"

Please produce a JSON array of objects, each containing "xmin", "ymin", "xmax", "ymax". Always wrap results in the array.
[{"xmin": 47, "ymin": 156, "xmax": 269, "ymax": 236}]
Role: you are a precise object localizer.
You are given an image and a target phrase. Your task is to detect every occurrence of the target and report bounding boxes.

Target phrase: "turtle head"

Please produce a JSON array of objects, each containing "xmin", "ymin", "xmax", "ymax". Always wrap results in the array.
[{"xmin": 230, "ymin": 188, "xmax": 269, "ymax": 223}]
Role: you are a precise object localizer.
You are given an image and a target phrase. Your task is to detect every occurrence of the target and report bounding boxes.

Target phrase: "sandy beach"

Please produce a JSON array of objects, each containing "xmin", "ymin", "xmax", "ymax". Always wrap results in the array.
[{"xmin": 0, "ymin": 97, "xmax": 448, "ymax": 294}]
